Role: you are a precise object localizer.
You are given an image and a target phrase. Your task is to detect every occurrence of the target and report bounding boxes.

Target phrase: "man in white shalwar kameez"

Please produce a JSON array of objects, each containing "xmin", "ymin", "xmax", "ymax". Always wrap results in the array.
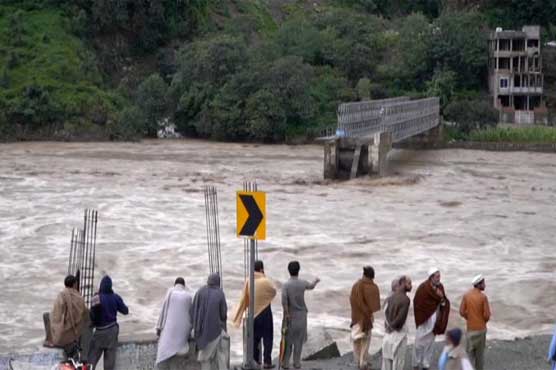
[{"xmin": 156, "ymin": 277, "xmax": 194, "ymax": 369}]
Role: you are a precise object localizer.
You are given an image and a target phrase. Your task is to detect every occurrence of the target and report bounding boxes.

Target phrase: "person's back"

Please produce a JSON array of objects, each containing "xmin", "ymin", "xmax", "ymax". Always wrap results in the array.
[
  {"xmin": 283, "ymin": 278, "xmax": 310, "ymax": 315},
  {"xmin": 50, "ymin": 275, "xmax": 88, "ymax": 349},
  {"xmin": 156, "ymin": 278, "xmax": 194, "ymax": 367},
  {"xmin": 460, "ymin": 288, "xmax": 489, "ymax": 331},
  {"xmin": 459, "ymin": 275, "xmax": 490, "ymax": 370},
  {"xmin": 192, "ymin": 273, "xmax": 229, "ymax": 370},
  {"xmin": 281, "ymin": 261, "xmax": 319, "ymax": 370},
  {"xmin": 89, "ymin": 275, "xmax": 128, "ymax": 370},
  {"xmin": 90, "ymin": 276, "xmax": 128, "ymax": 329}
]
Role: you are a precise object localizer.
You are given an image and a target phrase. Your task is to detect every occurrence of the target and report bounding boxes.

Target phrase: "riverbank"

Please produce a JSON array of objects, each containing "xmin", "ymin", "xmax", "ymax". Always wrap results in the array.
[
  {"xmin": 1, "ymin": 334, "xmax": 551, "ymax": 370},
  {"xmin": 305, "ymin": 335, "xmax": 552, "ymax": 370}
]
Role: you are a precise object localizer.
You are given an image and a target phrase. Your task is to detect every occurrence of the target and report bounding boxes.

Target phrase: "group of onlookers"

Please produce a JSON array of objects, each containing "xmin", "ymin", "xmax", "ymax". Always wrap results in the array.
[{"xmin": 48, "ymin": 264, "xmax": 556, "ymax": 370}]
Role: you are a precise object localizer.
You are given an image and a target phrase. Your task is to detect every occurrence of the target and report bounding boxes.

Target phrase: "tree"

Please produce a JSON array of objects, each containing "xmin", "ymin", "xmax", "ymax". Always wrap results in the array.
[
  {"xmin": 356, "ymin": 78, "xmax": 372, "ymax": 100},
  {"xmin": 426, "ymin": 68, "xmax": 457, "ymax": 109},
  {"xmin": 8, "ymin": 10, "xmax": 25, "ymax": 46},
  {"xmin": 444, "ymin": 98, "xmax": 498, "ymax": 134},
  {"xmin": 431, "ymin": 11, "xmax": 488, "ymax": 90},
  {"xmin": 0, "ymin": 68, "xmax": 10, "ymax": 89},
  {"xmin": 137, "ymin": 74, "xmax": 168, "ymax": 137},
  {"xmin": 109, "ymin": 106, "xmax": 146, "ymax": 140},
  {"xmin": 245, "ymin": 89, "xmax": 287, "ymax": 142}
]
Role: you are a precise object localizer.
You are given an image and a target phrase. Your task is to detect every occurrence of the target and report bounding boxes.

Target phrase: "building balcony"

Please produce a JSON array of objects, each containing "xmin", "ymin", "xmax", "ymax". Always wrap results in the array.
[{"xmin": 498, "ymin": 86, "xmax": 543, "ymax": 94}]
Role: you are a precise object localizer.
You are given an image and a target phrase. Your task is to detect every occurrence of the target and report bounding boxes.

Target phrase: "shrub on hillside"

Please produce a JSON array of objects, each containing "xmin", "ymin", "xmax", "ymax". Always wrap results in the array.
[{"xmin": 443, "ymin": 99, "xmax": 498, "ymax": 134}]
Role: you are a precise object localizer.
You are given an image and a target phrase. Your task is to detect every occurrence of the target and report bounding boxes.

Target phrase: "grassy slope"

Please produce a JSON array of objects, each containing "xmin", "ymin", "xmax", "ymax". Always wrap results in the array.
[{"xmin": 0, "ymin": 6, "xmax": 124, "ymax": 137}]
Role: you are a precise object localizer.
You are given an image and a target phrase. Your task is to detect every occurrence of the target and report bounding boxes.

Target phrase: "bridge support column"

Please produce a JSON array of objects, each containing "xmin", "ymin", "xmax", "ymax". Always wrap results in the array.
[
  {"xmin": 378, "ymin": 132, "xmax": 392, "ymax": 177},
  {"xmin": 323, "ymin": 138, "xmax": 371, "ymax": 180}
]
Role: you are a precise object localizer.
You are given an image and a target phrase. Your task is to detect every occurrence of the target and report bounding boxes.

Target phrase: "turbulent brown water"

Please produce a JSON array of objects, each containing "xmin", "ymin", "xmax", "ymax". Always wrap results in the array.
[{"xmin": 0, "ymin": 140, "xmax": 555, "ymax": 358}]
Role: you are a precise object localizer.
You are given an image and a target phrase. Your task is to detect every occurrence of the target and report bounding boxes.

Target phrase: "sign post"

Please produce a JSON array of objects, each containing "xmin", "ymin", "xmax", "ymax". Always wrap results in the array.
[{"xmin": 237, "ymin": 191, "xmax": 266, "ymax": 369}]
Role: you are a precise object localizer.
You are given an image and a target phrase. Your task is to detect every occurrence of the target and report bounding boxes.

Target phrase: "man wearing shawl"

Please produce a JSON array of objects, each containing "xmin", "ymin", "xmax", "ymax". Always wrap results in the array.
[
  {"xmin": 89, "ymin": 275, "xmax": 129, "ymax": 370},
  {"xmin": 192, "ymin": 273, "xmax": 229, "ymax": 370},
  {"xmin": 233, "ymin": 260, "xmax": 277, "ymax": 368},
  {"xmin": 349, "ymin": 266, "xmax": 381, "ymax": 370},
  {"xmin": 281, "ymin": 261, "xmax": 320, "ymax": 370},
  {"xmin": 412, "ymin": 268, "xmax": 450, "ymax": 370},
  {"xmin": 382, "ymin": 276, "xmax": 412, "ymax": 370},
  {"xmin": 50, "ymin": 275, "xmax": 89, "ymax": 352},
  {"xmin": 156, "ymin": 277, "xmax": 194, "ymax": 369}
]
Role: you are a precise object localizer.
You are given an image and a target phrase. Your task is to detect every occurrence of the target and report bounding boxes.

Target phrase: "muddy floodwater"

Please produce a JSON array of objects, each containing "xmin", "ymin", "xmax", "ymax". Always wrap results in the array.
[{"xmin": 0, "ymin": 140, "xmax": 555, "ymax": 358}]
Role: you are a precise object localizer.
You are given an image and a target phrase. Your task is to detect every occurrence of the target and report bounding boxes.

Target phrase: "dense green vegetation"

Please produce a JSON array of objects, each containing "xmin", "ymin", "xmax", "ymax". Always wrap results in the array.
[
  {"xmin": 1, "ymin": 0, "xmax": 555, "ymax": 142},
  {"xmin": 468, "ymin": 126, "xmax": 556, "ymax": 143}
]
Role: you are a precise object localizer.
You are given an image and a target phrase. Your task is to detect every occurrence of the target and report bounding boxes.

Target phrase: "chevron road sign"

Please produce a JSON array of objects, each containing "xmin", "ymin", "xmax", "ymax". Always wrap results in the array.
[{"xmin": 236, "ymin": 191, "xmax": 266, "ymax": 240}]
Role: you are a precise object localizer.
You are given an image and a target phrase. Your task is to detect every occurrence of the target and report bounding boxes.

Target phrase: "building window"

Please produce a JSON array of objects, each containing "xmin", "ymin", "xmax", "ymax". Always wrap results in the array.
[{"xmin": 500, "ymin": 78, "xmax": 509, "ymax": 88}]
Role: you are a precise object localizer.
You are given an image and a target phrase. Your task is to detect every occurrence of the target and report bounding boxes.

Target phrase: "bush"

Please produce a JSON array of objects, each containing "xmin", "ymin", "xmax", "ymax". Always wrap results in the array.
[
  {"xmin": 468, "ymin": 126, "xmax": 556, "ymax": 143},
  {"xmin": 108, "ymin": 106, "xmax": 146, "ymax": 141},
  {"xmin": 443, "ymin": 98, "xmax": 498, "ymax": 134},
  {"xmin": 136, "ymin": 74, "xmax": 168, "ymax": 137}
]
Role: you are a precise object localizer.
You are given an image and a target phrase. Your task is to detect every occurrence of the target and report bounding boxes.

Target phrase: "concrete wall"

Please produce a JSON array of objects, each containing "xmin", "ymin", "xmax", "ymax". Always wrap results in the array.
[{"xmin": 0, "ymin": 339, "xmax": 198, "ymax": 370}]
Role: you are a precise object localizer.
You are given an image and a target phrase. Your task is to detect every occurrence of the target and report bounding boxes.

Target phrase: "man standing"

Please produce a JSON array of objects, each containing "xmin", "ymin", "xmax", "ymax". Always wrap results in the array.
[
  {"xmin": 156, "ymin": 277, "xmax": 194, "ymax": 369},
  {"xmin": 382, "ymin": 276, "xmax": 412, "ymax": 370},
  {"xmin": 413, "ymin": 268, "xmax": 450, "ymax": 370},
  {"xmin": 89, "ymin": 275, "xmax": 129, "ymax": 370},
  {"xmin": 233, "ymin": 260, "xmax": 277, "ymax": 368},
  {"xmin": 50, "ymin": 275, "xmax": 89, "ymax": 353},
  {"xmin": 349, "ymin": 266, "xmax": 381, "ymax": 370},
  {"xmin": 459, "ymin": 274, "xmax": 491, "ymax": 370},
  {"xmin": 281, "ymin": 261, "xmax": 320, "ymax": 370},
  {"xmin": 191, "ymin": 273, "xmax": 229, "ymax": 370}
]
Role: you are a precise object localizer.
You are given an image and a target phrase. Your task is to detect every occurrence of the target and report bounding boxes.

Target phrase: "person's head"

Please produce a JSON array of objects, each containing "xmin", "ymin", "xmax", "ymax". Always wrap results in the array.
[
  {"xmin": 175, "ymin": 277, "xmax": 185, "ymax": 286},
  {"xmin": 363, "ymin": 266, "xmax": 375, "ymax": 280},
  {"xmin": 391, "ymin": 278, "xmax": 399, "ymax": 293},
  {"xmin": 428, "ymin": 267, "xmax": 441, "ymax": 286},
  {"xmin": 446, "ymin": 328, "xmax": 463, "ymax": 348},
  {"xmin": 99, "ymin": 275, "xmax": 113, "ymax": 294},
  {"xmin": 207, "ymin": 273, "xmax": 220, "ymax": 288},
  {"xmin": 64, "ymin": 275, "xmax": 77, "ymax": 289},
  {"xmin": 472, "ymin": 274, "xmax": 485, "ymax": 291},
  {"xmin": 254, "ymin": 260, "xmax": 264, "ymax": 273},
  {"xmin": 288, "ymin": 261, "xmax": 300, "ymax": 277},
  {"xmin": 398, "ymin": 275, "xmax": 412, "ymax": 293}
]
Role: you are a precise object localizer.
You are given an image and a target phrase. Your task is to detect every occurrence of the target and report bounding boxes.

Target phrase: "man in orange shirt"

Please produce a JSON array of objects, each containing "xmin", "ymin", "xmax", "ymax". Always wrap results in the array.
[{"xmin": 459, "ymin": 274, "xmax": 491, "ymax": 370}]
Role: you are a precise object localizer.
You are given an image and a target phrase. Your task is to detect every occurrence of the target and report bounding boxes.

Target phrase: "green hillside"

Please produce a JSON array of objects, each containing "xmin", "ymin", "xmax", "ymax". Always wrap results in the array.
[{"xmin": 0, "ymin": 0, "xmax": 555, "ymax": 141}]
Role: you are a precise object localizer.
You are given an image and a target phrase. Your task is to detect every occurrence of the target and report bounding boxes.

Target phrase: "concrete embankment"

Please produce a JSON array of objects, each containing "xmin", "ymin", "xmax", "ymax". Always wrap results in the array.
[{"xmin": 1, "ymin": 335, "xmax": 551, "ymax": 370}]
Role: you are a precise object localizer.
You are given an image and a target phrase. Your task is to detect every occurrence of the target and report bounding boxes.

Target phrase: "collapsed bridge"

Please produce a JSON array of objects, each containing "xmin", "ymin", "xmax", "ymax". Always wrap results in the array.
[{"xmin": 321, "ymin": 96, "xmax": 440, "ymax": 179}]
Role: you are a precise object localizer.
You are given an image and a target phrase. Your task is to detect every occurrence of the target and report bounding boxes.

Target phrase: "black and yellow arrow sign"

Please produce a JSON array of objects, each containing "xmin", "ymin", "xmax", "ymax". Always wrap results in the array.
[{"xmin": 237, "ymin": 191, "xmax": 266, "ymax": 240}]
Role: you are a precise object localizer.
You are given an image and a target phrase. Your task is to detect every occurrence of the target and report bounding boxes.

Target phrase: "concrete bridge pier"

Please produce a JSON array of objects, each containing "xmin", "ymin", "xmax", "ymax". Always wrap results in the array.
[
  {"xmin": 377, "ymin": 132, "xmax": 392, "ymax": 177},
  {"xmin": 323, "ymin": 134, "xmax": 393, "ymax": 180}
]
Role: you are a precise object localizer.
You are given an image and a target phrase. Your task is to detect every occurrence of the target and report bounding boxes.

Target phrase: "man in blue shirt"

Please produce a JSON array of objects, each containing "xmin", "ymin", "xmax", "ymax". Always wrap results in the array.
[{"xmin": 89, "ymin": 275, "xmax": 129, "ymax": 370}]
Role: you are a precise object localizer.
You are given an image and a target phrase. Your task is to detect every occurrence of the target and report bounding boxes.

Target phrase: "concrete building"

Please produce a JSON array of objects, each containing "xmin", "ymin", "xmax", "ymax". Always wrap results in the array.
[{"xmin": 488, "ymin": 25, "xmax": 548, "ymax": 124}]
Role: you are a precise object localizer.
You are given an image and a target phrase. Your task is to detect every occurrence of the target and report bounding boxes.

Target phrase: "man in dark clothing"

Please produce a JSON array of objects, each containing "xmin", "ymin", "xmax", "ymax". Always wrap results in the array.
[
  {"xmin": 382, "ymin": 276, "xmax": 412, "ymax": 370},
  {"xmin": 191, "ymin": 273, "xmax": 229, "ymax": 370},
  {"xmin": 89, "ymin": 275, "xmax": 129, "ymax": 370}
]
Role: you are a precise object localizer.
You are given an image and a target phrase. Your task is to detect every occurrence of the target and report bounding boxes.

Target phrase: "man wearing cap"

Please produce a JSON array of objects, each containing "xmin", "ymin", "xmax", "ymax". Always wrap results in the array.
[
  {"xmin": 459, "ymin": 274, "xmax": 491, "ymax": 370},
  {"xmin": 412, "ymin": 268, "xmax": 450, "ymax": 370}
]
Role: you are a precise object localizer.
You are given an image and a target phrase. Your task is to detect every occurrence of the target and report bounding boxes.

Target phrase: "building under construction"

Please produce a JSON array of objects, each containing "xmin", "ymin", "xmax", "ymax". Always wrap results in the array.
[{"xmin": 488, "ymin": 25, "xmax": 548, "ymax": 124}]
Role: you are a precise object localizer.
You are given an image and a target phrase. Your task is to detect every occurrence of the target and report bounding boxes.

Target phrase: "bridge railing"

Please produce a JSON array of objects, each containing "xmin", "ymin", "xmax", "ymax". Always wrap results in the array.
[{"xmin": 336, "ymin": 96, "xmax": 439, "ymax": 141}]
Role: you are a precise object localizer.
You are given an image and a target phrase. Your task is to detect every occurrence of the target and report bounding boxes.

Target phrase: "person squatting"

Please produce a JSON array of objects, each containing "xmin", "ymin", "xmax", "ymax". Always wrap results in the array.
[{"xmin": 48, "ymin": 264, "xmax": 491, "ymax": 370}]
